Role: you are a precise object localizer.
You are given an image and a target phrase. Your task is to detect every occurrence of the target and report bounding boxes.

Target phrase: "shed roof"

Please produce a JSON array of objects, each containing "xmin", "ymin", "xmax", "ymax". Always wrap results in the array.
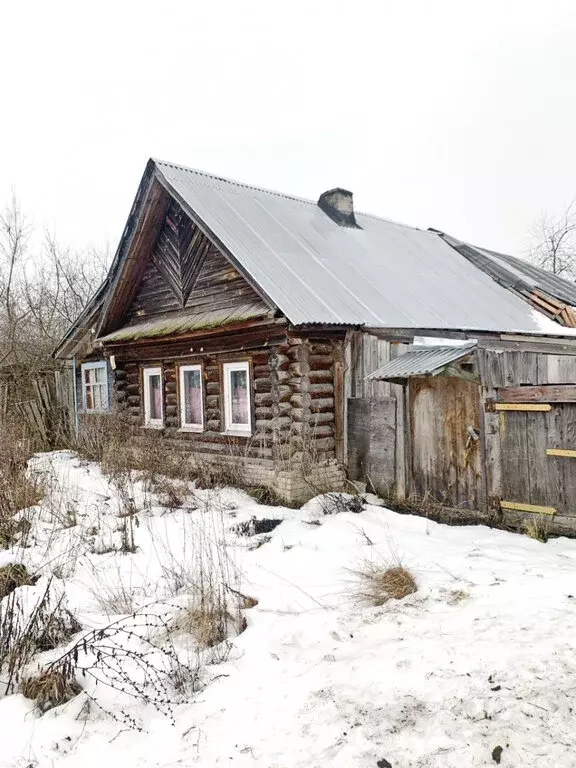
[
  {"xmin": 368, "ymin": 343, "xmax": 477, "ymax": 381},
  {"xmin": 154, "ymin": 160, "xmax": 564, "ymax": 334}
]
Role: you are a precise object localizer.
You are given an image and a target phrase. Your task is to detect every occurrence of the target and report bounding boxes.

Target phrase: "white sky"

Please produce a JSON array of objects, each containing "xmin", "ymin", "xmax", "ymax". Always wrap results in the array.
[{"xmin": 1, "ymin": 0, "xmax": 576, "ymax": 258}]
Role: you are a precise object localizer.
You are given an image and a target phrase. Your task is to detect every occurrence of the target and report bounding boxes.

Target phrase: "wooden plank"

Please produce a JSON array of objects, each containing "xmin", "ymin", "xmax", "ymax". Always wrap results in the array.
[
  {"xmin": 546, "ymin": 448, "xmax": 576, "ymax": 458},
  {"xmin": 494, "ymin": 403, "xmax": 552, "ymax": 412},
  {"xmin": 497, "ymin": 384, "xmax": 576, "ymax": 403},
  {"xmin": 347, "ymin": 398, "xmax": 370, "ymax": 481},
  {"xmin": 500, "ymin": 500, "xmax": 556, "ymax": 515},
  {"xmin": 367, "ymin": 397, "xmax": 396, "ymax": 494}
]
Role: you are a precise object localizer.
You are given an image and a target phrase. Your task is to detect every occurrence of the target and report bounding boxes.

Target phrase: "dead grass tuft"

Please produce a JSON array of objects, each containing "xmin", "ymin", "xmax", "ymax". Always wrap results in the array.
[
  {"xmin": 0, "ymin": 563, "xmax": 34, "ymax": 598},
  {"xmin": 524, "ymin": 516, "xmax": 549, "ymax": 543},
  {"xmin": 21, "ymin": 668, "xmax": 82, "ymax": 713},
  {"xmin": 173, "ymin": 606, "xmax": 231, "ymax": 648},
  {"xmin": 355, "ymin": 562, "xmax": 417, "ymax": 606}
]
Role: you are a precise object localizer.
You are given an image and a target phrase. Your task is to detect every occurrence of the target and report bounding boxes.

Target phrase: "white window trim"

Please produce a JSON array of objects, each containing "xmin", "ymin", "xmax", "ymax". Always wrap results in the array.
[
  {"xmin": 81, "ymin": 361, "xmax": 109, "ymax": 413},
  {"xmin": 178, "ymin": 364, "xmax": 204, "ymax": 432},
  {"xmin": 143, "ymin": 366, "xmax": 163, "ymax": 428},
  {"xmin": 222, "ymin": 361, "xmax": 252, "ymax": 436}
]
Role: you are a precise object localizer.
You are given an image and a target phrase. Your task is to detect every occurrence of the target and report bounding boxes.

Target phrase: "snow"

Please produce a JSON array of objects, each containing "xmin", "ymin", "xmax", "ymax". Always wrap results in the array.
[
  {"xmin": 1, "ymin": 451, "xmax": 576, "ymax": 767},
  {"xmin": 412, "ymin": 336, "xmax": 476, "ymax": 347},
  {"xmin": 528, "ymin": 308, "xmax": 576, "ymax": 336}
]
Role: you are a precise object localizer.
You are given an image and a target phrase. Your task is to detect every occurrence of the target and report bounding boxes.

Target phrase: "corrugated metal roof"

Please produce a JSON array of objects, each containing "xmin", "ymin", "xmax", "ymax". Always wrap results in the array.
[
  {"xmin": 474, "ymin": 246, "xmax": 576, "ymax": 306},
  {"xmin": 98, "ymin": 303, "xmax": 272, "ymax": 343},
  {"xmin": 153, "ymin": 160, "xmax": 560, "ymax": 334},
  {"xmin": 368, "ymin": 342, "xmax": 477, "ymax": 380}
]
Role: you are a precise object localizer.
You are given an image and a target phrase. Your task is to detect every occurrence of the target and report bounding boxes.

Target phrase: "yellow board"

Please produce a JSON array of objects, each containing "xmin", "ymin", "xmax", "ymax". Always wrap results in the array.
[
  {"xmin": 546, "ymin": 448, "xmax": 576, "ymax": 458},
  {"xmin": 500, "ymin": 500, "xmax": 556, "ymax": 515},
  {"xmin": 495, "ymin": 403, "xmax": 552, "ymax": 412}
]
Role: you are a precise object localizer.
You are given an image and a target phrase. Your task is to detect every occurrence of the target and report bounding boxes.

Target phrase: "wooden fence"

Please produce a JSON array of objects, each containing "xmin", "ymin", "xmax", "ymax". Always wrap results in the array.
[{"xmin": 2, "ymin": 366, "xmax": 75, "ymax": 446}]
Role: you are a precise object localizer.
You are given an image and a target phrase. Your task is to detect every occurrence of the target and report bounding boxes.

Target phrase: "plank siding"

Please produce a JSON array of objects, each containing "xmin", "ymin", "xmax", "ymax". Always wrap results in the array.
[{"xmin": 126, "ymin": 201, "xmax": 268, "ymax": 324}]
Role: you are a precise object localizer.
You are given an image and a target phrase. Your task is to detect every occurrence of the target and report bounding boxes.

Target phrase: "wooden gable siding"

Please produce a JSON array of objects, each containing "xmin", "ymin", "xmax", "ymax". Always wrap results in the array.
[{"xmin": 126, "ymin": 200, "xmax": 268, "ymax": 323}]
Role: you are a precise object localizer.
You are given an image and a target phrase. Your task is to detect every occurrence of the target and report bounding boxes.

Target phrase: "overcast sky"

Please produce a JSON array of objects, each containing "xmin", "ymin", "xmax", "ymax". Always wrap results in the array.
[{"xmin": 1, "ymin": 0, "xmax": 576, "ymax": 259}]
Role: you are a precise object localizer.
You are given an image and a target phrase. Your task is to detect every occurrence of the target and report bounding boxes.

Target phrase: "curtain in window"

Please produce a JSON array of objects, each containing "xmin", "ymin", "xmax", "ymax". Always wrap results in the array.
[
  {"xmin": 183, "ymin": 369, "xmax": 202, "ymax": 425},
  {"xmin": 149, "ymin": 374, "xmax": 162, "ymax": 420},
  {"xmin": 230, "ymin": 369, "xmax": 248, "ymax": 424}
]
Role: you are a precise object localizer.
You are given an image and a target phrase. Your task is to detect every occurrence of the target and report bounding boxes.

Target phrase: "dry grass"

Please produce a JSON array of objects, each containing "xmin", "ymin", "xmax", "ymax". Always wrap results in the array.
[
  {"xmin": 173, "ymin": 606, "xmax": 230, "ymax": 648},
  {"xmin": 0, "ymin": 563, "xmax": 34, "ymax": 599},
  {"xmin": 21, "ymin": 668, "xmax": 82, "ymax": 712},
  {"xmin": 355, "ymin": 562, "xmax": 417, "ymax": 606},
  {"xmin": 524, "ymin": 516, "xmax": 549, "ymax": 543}
]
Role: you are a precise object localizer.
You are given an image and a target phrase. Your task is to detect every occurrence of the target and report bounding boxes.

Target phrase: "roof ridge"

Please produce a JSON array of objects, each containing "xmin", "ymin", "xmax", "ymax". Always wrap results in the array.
[{"xmin": 152, "ymin": 158, "xmax": 425, "ymax": 232}]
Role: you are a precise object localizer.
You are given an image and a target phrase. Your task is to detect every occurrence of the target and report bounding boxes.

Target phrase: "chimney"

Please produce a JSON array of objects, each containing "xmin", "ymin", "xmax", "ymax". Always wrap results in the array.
[{"xmin": 317, "ymin": 188, "xmax": 360, "ymax": 228}]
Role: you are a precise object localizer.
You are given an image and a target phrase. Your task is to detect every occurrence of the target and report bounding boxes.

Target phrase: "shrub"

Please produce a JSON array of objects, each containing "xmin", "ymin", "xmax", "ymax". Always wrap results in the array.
[{"xmin": 355, "ymin": 562, "xmax": 417, "ymax": 606}]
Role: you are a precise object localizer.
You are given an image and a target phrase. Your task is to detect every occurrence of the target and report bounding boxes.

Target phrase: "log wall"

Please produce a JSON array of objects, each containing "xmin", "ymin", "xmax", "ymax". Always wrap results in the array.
[{"xmin": 100, "ymin": 331, "xmax": 343, "ymax": 465}]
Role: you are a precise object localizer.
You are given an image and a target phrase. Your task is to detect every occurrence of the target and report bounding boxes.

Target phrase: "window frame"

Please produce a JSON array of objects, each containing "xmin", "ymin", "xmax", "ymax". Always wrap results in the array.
[
  {"xmin": 222, "ymin": 361, "xmax": 252, "ymax": 436},
  {"xmin": 81, "ymin": 361, "xmax": 109, "ymax": 413},
  {"xmin": 178, "ymin": 364, "xmax": 204, "ymax": 432},
  {"xmin": 143, "ymin": 366, "xmax": 164, "ymax": 428}
]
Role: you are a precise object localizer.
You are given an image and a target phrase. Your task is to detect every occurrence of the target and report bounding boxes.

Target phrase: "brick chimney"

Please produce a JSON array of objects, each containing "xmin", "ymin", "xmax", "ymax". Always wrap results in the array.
[{"xmin": 317, "ymin": 188, "xmax": 360, "ymax": 228}]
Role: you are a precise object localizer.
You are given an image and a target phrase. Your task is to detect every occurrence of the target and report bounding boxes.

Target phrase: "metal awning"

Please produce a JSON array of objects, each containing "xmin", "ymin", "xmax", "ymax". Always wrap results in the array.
[{"xmin": 367, "ymin": 342, "xmax": 477, "ymax": 381}]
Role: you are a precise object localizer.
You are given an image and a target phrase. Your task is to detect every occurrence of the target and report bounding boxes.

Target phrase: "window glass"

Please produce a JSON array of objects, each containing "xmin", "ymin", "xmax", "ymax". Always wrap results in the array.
[
  {"xmin": 143, "ymin": 367, "xmax": 163, "ymax": 426},
  {"xmin": 181, "ymin": 367, "xmax": 203, "ymax": 427},
  {"xmin": 148, "ymin": 374, "xmax": 162, "ymax": 420},
  {"xmin": 223, "ymin": 362, "xmax": 251, "ymax": 433},
  {"xmin": 230, "ymin": 369, "xmax": 248, "ymax": 424},
  {"xmin": 81, "ymin": 362, "xmax": 107, "ymax": 412}
]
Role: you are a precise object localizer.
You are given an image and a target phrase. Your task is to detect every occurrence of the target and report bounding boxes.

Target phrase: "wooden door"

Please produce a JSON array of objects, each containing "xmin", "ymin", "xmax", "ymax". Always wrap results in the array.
[
  {"xmin": 498, "ymin": 405, "xmax": 576, "ymax": 516},
  {"xmin": 409, "ymin": 377, "xmax": 483, "ymax": 509}
]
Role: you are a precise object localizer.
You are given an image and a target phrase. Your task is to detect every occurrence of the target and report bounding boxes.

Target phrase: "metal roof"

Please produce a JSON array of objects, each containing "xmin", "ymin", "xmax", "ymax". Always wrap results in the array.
[
  {"xmin": 368, "ymin": 343, "xmax": 477, "ymax": 381},
  {"xmin": 153, "ymin": 160, "xmax": 561, "ymax": 334},
  {"xmin": 474, "ymin": 246, "xmax": 576, "ymax": 306},
  {"xmin": 98, "ymin": 303, "xmax": 272, "ymax": 343}
]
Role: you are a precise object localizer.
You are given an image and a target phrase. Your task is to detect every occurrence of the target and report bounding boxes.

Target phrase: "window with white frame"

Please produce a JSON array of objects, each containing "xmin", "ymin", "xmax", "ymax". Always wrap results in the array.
[
  {"xmin": 81, "ymin": 361, "xmax": 108, "ymax": 412},
  {"xmin": 223, "ymin": 361, "xmax": 251, "ymax": 434},
  {"xmin": 143, "ymin": 367, "xmax": 163, "ymax": 427},
  {"xmin": 179, "ymin": 364, "xmax": 203, "ymax": 430}
]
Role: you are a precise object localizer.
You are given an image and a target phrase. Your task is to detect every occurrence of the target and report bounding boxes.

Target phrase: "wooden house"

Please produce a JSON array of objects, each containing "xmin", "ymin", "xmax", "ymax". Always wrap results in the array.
[{"xmin": 55, "ymin": 159, "xmax": 576, "ymax": 530}]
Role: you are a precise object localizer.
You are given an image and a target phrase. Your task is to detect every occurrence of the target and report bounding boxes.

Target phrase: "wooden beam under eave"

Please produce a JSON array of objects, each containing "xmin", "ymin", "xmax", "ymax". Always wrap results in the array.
[{"xmin": 494, "ymin": 403, "xmax": 552, "ymax": 412}]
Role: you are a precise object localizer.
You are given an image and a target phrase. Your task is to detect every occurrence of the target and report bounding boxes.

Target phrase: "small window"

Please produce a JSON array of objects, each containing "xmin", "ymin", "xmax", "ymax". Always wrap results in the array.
[
  {"xmin": 179, "ymin": 364, "xmax": 203, "ymax": 431},
  {"xmin": 223, "ymin": 361, "xmax": 251, "ymax": 434},
  {"xmin": 81, "ymin": 361, "xmax": 108, "ymax": 413},
  {"xmin": 143, "ymin": 367, "xmax": 163, "ymax": 428}
]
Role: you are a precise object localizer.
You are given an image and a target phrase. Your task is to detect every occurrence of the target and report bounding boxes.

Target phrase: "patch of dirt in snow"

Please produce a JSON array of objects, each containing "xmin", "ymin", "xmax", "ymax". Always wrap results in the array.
[{"xmin": 0, "ymin": 452, "xmax": 576, "ymax": 768}]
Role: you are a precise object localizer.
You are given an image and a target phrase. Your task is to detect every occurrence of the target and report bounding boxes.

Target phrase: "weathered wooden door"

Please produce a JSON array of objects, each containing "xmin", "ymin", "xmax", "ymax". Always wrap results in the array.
[
  {"xmin": 497, "ymin": 405, "xmax": 576, "ymax": 517},
  {"xmin": 409, "ymin": 377, "xmax": 483, "ymax": 509}
]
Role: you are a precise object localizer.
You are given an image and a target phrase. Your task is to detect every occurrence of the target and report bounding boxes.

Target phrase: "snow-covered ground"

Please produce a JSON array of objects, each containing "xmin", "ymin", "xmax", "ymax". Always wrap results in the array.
[{"xmin": 1, "ymin": 451, "xmax": 576, "ymax": 768}]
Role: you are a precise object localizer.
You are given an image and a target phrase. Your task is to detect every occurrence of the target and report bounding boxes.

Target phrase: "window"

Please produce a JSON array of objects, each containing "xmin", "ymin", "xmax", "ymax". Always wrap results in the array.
[
  {"xmin": 179, "ymin": 364, "xmax": 203, "ymax": 431},
  {"xmin": 81, "ymin": 362, "xmax": 108, "ymax": 412},
  {"xmin": 223, "ymin": 361, "xmax": 251, "ymax": 434},
  {"xmin": 143, "ymin": 367, "xmax": 163, "ymax": 427}
]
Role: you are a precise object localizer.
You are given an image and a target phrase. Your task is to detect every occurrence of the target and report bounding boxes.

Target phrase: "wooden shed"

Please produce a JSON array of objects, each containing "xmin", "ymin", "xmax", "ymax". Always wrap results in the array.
[{"xmin": 354, "ymin": 335, "xmax": 576, "ymax": 534}]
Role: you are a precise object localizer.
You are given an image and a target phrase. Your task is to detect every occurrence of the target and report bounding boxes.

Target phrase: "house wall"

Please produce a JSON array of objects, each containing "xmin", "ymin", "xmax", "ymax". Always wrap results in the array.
[{"xmin": 78, "ymin": 330, "xmax": 346, "ymax": 504}]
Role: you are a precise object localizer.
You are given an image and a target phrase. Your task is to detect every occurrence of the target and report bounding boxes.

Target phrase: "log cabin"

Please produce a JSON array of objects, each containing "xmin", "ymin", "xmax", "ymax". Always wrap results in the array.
[{"xmin": 55, "ymin": 159, "xmax": 576, "ymax": 531}]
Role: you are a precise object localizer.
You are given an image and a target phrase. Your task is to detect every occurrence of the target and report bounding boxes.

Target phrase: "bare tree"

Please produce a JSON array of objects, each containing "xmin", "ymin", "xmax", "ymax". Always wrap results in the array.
[{"xmin": 529, "ymin": 202, "xmax": 576, "ymax": 279}]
